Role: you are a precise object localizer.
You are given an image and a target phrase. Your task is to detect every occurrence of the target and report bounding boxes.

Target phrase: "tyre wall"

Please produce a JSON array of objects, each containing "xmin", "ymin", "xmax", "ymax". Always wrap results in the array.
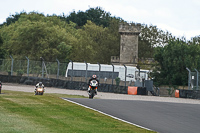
[{"xmin": 176, "ymin": 89, "xmax": 200, "ymax": 99}]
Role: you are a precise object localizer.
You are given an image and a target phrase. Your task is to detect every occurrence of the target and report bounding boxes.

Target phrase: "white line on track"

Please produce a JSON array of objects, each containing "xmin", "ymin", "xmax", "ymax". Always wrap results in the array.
[{"xmin": 62, "ymin": 98, "xmax": 153, "ymax": 132}]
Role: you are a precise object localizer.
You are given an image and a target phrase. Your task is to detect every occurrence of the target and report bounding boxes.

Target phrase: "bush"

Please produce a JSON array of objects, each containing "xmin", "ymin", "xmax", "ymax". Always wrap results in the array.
[
  {"xmin": 16, "ymin": 69, "xmax": 24, "ymax": 76},
  {"xmin": 115, "ymin": 77, "xmax": 120, "ymax": 86}
]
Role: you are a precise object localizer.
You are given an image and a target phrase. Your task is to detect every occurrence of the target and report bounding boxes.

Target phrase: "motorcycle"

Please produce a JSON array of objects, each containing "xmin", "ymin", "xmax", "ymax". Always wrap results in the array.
[
  {"xmin": 35, "ymin": 87, "xmax": 44, "ymax": 95},
  {"xmin": 88, "ymin": 80, "xmax": 98, "ymax": 99}
]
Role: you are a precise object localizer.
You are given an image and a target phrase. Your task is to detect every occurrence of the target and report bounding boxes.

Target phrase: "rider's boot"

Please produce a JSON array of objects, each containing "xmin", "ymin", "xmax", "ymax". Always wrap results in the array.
[
  {"xmin": 34, "ymin": 89, "xmax": 37, "ymax": 95},
  {"xmin": 87, "ymin": 87, "xmax": 91, "ymax": 95}
]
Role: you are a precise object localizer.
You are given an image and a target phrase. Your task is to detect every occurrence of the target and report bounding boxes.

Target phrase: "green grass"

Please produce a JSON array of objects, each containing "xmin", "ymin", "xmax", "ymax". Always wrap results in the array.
[{"xmin": 0, "ymin": 90, "xmax": 155, "ymax": 133}]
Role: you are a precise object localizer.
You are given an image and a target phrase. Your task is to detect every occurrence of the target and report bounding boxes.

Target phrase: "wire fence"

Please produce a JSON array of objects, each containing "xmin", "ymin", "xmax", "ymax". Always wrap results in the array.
[
  {"xmin": 0, "ymin": 58, "xmax": 136, "ymax": 86},
  {"xmin": 0, "ymin": 59, "xmax": 68, "ymax": 80},
  {"xmin": 3, "ymin": 58, "xmax": 199, "ymax": 90},
  {"xmin": 187, "ymin": 68, "xmax": 200, "ymax": 90}
]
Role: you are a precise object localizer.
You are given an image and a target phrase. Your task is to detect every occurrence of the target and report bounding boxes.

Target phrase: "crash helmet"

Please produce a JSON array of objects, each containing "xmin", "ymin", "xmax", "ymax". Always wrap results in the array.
[
  {"xmin": 92, "ymin": 75, "xmax": 97, "ymax": 79},
  {"xmin": 39, "ymin": 82, "xmax": 42, "ymax": 86}
]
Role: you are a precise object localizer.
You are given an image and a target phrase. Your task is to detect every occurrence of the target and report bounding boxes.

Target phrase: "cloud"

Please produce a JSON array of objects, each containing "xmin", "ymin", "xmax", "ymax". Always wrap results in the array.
[
  {"xmin": 0, "ymin": 19, "xmax": 6, "ymax": 24},
  {"xmin": 155, "ymin": 23, "xmax": 200, "ymax": 40},
  {"xmin": 153, "ymin": 8, "xmax": 172, "ymax": 19},
  {"xmin": 192, "ymin": 0, "xmax": 200, "ymax": 5}
]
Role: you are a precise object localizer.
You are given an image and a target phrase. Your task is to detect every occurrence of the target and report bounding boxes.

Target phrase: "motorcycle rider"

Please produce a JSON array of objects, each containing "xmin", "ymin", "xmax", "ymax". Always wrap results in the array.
[
  {"xmin": 88, "ymin": 75, "xmax": 99, "ymax": 95},
  {"xmin": 35, "ymin": 82, "xmax": 44, "ymax": 93}
]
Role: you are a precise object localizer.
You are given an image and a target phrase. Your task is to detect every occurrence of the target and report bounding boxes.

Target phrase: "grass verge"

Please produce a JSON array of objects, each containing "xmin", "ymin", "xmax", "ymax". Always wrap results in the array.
[{"xmin": 0, "ymin": 90, "xmax": 155, "ymax": 133}]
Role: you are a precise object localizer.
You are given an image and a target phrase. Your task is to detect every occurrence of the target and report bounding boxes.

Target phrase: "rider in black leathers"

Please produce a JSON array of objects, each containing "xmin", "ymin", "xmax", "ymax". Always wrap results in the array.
[{"xmin": 87, "ymin": 75, "xmax": 99, "ymax": 95}]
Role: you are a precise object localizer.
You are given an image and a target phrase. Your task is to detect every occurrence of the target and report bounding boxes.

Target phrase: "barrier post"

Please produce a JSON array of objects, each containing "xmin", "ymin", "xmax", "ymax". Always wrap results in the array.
[
  {"xmin": 56, "ymin": 59, "xmax": 60, "ymax": 79},
  {"xmin": 97, "ymin": 62, "xmax": 101, "ymax": 80},
  {"xmin": 84, "ymin": 61, "xmax": 88, "ymax": 83},
  {"xmin": 69, "ymin": 60, "xmax": 73, "ymax": 82},
  {"xmin": 186, "ymin": 67, "xmax": 191, "ymax": 90},
  {"xmin": 40, "ymin": 57, "xmax": 44, "ymax": 78},
  {"xmin": 194, "ymin": 69, "xmax": 198, "ymax": 90},
  {"xmin": 25, "ymin": 56, "xmax": 29, "ymax": 78},
  {"xmin": 123, "ymin": 64, "xmax": 127, "ymax": 88},
  {"xmin": 111, "ymin": 63, "xmax": 114, "ymax": 86},
  {"xmin": 9, "ymin": 55, "xmax": 14, "ymax": 76}
]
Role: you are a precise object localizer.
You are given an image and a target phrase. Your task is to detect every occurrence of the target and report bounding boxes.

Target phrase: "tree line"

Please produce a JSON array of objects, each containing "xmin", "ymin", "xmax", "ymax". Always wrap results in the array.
[
  {"xmin": 0, "ymin": 7, "xmax": 177, "ymax": 62},
  {"xmin": 0, "ymin": 7, "xmax": 200, "ymax": 88},
  {"xmin": 0, "ymin": 8, "xmax": 121, "ymax": 63}
]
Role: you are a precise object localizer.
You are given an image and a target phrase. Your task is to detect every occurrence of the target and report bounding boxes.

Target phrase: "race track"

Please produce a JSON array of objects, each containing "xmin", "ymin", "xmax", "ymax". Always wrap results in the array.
[{"xmin": 65, "ymin": 98, "xmax": 200, "ymax": 133}]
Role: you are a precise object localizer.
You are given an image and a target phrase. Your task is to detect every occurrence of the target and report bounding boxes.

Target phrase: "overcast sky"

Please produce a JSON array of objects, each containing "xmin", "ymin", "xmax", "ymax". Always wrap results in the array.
[{"xmin": 0, "ymin": 0, "xmax": 200, "ymax": 40}]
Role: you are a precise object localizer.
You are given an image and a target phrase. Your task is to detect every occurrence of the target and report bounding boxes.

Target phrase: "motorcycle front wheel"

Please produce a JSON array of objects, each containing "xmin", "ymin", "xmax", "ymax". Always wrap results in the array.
[{"xmin": 89, "ymin": 90, "xmax": 95, "ymax": 99}]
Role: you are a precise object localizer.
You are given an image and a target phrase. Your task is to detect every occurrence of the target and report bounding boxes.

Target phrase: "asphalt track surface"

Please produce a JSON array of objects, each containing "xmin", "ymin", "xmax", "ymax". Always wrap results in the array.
[
  {"xmin": 64, "ymin": 98, "xmax": 200, "ymax": 133},
  {"xmin": 2, "ymin": 83, "xmax": 200, "ymax": 133}
]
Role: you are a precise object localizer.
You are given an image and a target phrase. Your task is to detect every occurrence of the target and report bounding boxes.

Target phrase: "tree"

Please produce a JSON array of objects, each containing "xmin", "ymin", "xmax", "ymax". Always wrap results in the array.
[
  {"xmin": 0, "ymin": 11, "xmax": 27, "ymax": 27},
  {"xmin": 0, "ymin": 35, "xmax": 7, "ymax": 59},
  {"xmin": 70, "ymin": 20, "xmax": 120, "ymax": 64},
  {"xmin": 70, "ymin": 21, "xmax": 105, "ymax": 63},
  {"xmin": 2, "ymin": 8, "xmax": 194, "ymax": 66},
  {"xmin": 188, "ymin": 35, "xmax": 200, "ymax": 45},
  {"xmin": 0, "ymin": 12, "xmax": 77, "ymax": 62},
  {"xmin": 0, "ymin": 11, "xmax": 121, "ymax": 64},
  {"xmin": 138, "ymin": 24, "xmax": 176, "ymax": 59},
  {"xmin": 66, "ymin": 7, "xmax": 113, "ymax": 28},
  {"xmin": 138, "ymin": 37, "xmax": 153, "ymax": 58},
  {"xmin": 151, "ymin": 39, "xmax": 200, "ymax": 88}
]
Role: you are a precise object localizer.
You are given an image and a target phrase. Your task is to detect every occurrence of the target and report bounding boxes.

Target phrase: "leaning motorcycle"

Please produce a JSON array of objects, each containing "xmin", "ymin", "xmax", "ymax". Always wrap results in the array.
[
  {"xmin": 88, "ymin": 80, "xmax": 98, "ymax": 99},
  {"xmin": 35, "ymin": 87, "xmax": 44, "ymax": 95}
]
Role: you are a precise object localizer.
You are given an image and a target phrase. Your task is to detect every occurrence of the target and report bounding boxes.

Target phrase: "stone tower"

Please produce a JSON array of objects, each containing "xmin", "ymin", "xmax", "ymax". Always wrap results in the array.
[{"xmin": 119, "ymin": 23, "xmax": 141, "ymax": 65}]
